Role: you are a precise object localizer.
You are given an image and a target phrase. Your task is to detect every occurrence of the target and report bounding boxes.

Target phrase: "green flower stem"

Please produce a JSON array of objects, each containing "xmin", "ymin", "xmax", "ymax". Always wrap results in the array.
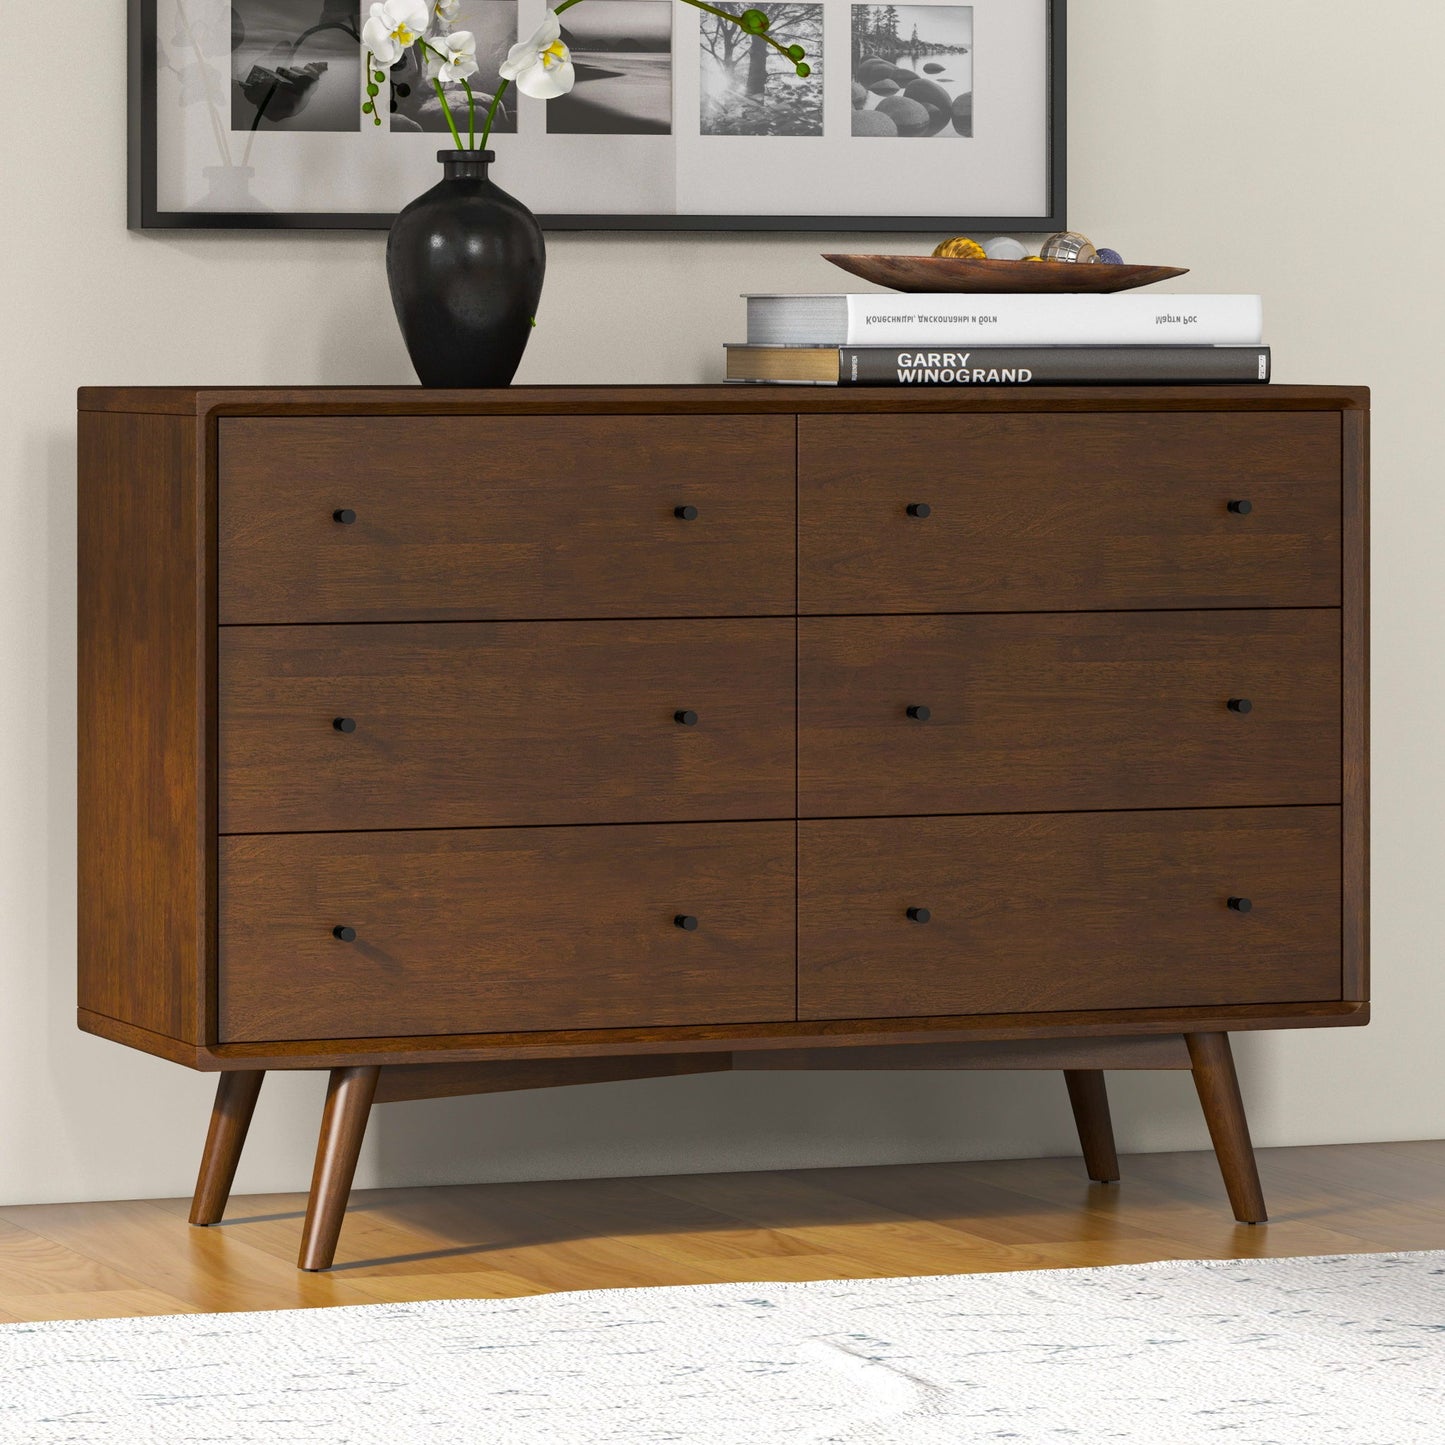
[
  {"xmin": 432, "ymin": 76, "xmax": 466, "ymax": 148},
  {"xmin": 416, "ymin": 38, "xmax": 466, "ymax": 149},
  {"xmin": 479, "ymin": 80, "xmax": 510, "ymax": 151},
  {"xmin": 463, "ymin": 77, "xmax": 477, "ymax": 147}
]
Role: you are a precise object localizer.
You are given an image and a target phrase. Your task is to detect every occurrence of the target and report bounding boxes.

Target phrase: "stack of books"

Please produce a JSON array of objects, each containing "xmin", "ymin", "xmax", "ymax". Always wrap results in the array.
[{"xmin": 725, "ymin": 292, "xmax": 1269, "ymax": 387}]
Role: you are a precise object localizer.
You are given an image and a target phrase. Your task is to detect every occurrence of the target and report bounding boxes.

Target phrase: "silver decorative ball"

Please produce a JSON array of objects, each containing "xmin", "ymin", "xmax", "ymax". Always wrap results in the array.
[
  {"xmin": 983, "ymin": 236, "xmax": 1028, "ymax": 261},
  {"xmin": 1039, "ymin": 231, "xmax": 1099, "ymax": 264}
]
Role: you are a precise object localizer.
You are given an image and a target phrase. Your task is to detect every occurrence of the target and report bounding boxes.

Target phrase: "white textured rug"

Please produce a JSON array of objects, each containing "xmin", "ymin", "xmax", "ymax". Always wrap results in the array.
[{"xmin": 2, "ymin": 1253, "xmax": 1443, "ymax": 1444}]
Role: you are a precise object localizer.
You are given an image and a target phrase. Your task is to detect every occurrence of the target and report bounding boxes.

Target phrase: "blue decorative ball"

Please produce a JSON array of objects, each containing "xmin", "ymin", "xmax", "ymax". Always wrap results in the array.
[{"xmin": 1097, "ymin": 247, "xmax": 1124, "ymax": 265}]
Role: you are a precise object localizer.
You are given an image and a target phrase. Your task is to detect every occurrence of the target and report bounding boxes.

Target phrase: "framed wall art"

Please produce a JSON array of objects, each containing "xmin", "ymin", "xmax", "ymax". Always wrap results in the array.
[{"xmin": 129, "ymin": 0, "xmax": 1065, "ymax": 230}]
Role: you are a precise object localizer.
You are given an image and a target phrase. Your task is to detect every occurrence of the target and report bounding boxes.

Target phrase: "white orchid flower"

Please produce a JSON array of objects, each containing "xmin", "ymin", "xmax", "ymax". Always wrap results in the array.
[
  {"xmin": 433, "ymin": 30, "xmax": 479, "ymax": 83},
  {"xmin": 362, "ymin": 0, "xmax": 431, "ymax": 65},
  {"xmin": 435, "ymin": 0, "xmax": 461, "ymax": 19},
  {"xmin": 499, "ymin": 11, "xmax": 575, "ymax": 99}
]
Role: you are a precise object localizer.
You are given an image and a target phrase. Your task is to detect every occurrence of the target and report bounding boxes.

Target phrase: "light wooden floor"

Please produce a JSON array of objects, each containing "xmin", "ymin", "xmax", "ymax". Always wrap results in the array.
[{"xmin": 0, "ymin": 1140, "xmax": 1442, "ymax": 1323}]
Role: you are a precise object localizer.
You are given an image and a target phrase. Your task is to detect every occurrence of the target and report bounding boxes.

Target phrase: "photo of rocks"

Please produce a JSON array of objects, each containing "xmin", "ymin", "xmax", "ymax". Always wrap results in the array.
[
  {"xmin": 389, "ymin": 1, "xmax": 517, "ymax": 134},
  {"xmin": 230, "ymin": 0, "xmax": 361, "ymax": 132},
  {"xmin": 548, "ymin": 0, "xmax": 674, "ymax": 135},
  {"xmin": 851, "ymin": 4, "xmax": 973, "ymax": 138},
  {"xmin": 699, "ymin": 3, "xmax": 823, "ymax": 137}
]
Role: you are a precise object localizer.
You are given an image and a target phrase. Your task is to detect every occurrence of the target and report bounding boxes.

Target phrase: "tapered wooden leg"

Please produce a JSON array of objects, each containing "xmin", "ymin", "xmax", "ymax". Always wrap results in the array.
[
  {"xmin": 1063, "ymin": 1069, "xmax": 1120, "ymax": 1183},
  {"xmin": 298, "ymin": 1066, "xmax": 381, "ymax": 1271},
  {"xmin": 1186, "ymin": 1032, "xmax": 1267, "ymax": 1224},
  {"xmin": 189, "ymin": 1070, "xmax": 266, "ymax": 1227}
]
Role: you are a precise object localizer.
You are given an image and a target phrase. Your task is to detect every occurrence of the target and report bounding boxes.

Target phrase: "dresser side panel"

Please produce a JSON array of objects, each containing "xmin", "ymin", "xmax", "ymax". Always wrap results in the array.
[
  {"xmin": 78, "ymin": 410, "xmax": 208, "ymax": 1045},
  {"xmin": 1341, "ymin": 405, "xmax": 1369, "ymax": 1001}
]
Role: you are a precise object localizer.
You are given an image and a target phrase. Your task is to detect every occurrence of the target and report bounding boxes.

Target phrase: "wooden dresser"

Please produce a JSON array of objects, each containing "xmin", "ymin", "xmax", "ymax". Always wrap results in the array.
[{"xmin": 77, "ymin": 385, "xmax": 1368, "ymax": 1270}]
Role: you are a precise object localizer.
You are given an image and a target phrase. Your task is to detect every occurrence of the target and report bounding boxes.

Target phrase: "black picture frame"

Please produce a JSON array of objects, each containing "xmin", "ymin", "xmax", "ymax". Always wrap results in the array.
[{"xmin": 129, "ymin": 0, "xmax": 1065, "ymax": 232}]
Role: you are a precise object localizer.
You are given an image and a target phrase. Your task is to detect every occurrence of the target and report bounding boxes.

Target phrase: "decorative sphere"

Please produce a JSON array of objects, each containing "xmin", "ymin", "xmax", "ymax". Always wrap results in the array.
[
  {"xmin": 1023, "ymin": 255, "xmax": 1043, "ymax": 261},
  {"xmin": 1096, "ymin": 247, "xmax": 1124, "ymax": 264},
  {"xmin": 983, "ymin": 236, "xmax": 1028, "ymax": 261},
  {"xmin": 932, "ymin": 236, "xmax": 986, "ymax": 260},
  {"xmin": 852, "ymin": 107, "xmax": 898, "ymax": 136},
  {"xmin": 874, "ymin": 94, "xmax": 929, "ymax": 135},
  {"xmin": 739, "ymin": 7, "xmax": 769, "ymax": 33},
  {"xmin": 1039, "ymin": 231, "xmax": 1099, "ymax": 263}
]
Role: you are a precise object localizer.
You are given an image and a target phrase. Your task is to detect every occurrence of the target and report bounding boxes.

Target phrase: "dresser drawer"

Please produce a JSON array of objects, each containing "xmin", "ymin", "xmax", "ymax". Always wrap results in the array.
[
  {"xmin": 218, "ymin": 416, "xmax": 795, "ymax": 623},
  {"xmin": 219, "ymin": 823, "xmax": 796, "ymax": 1040},
  {"xmin": 800, "ymin": 610, "xmax": 1339, "ymax": 817},
  {"xmin": 799, "ymin": 413, "xmax": 1341, "ymax": 613},
  {"xmin": 799, "ymin": 808, "xmax": 1341, "ymax": 1020},
  {"xmin": 219, "ymin": 620, "xmax": 794, "ymax": 832}
]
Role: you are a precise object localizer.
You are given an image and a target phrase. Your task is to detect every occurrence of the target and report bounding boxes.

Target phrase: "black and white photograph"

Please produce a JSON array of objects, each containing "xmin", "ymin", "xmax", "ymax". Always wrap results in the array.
[
  {"xmin": 389, "ymin": 3, "xmax": 517, "ymax": 135},
  {"xmin": 852, "ymin": 4, "xmax": 972, "ymax": 137},
  {"xmin": 230, "ymin": 0, "xmax": 361, "ymax": 132},
  {"xmin": 547, "ymin": 0, "xmax": 673, "ymax": 135},
  {"xmin": 699, "ymin": 4, "xmax": 823, "ymax": 137}
]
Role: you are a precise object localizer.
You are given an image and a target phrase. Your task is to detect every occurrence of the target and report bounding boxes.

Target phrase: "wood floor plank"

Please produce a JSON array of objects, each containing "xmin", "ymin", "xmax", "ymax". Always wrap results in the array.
[
  {"xmin": 2, "ymin": 1142, "xmax": 1442, "ymax": 1320},
  {"xmin": 0, "ymin": 1200, "xmax": 383, "ymax": 1314}
]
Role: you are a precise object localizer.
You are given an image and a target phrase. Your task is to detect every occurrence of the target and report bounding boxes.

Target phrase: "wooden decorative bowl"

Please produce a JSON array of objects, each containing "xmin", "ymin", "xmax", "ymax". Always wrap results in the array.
[{"xmin": 823, "ymin": 253, "xmax": 1189, "ymax": 295}]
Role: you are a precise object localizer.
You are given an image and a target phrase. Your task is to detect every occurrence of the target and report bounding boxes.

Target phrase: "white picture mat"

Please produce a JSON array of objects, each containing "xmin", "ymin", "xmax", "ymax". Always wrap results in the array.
[{"xmin": 153, "ymin": 0, "xmax": 1050, "ymax": 218}]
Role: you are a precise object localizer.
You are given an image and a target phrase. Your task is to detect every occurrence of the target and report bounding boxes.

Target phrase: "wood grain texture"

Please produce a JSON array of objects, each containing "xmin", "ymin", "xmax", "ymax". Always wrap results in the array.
[
  {"xmin": 798, "ymin": 808, "xmax": 1342, "ymax": 1021},
  {"xmin": 76, "ymin": 385, "xmax": 1371, "ymax": 418},
  {"xmin": 372, "ymin": 1054, "xmax": 733, "ymax": 1104},
  {"xmin": 1186, "ymin": 1033, "xmax": 1268, "ymax": 1224},
  {"xmin": 3, "ymin": 1138, "xmax": 1438, "ymax": 1315},
  {"xmin": 189, "ymin": 1071, "xmax": 265, "ymax": 1226},
  {"xmin": 219, "ymin": 823, "xmax": 797, "ymax": 1041},
  {"xmin": 1064, "ymin": 1071, "xmax": 1121, "ymax": 1183},
  {"xmin": 298, "ymin": 1067, "xmax": 381, "ymax": 1271},
  {"xmin": 218, "ymin": 416, "xmax": 796, "ymax": 624},
  {"xmin": 730, "ymin": 1036, "xmax": 1192, "ymax": 1071},
  {"xmin": 820, "ymin": 253, "xmax": 1190, "ymax": 294},
  {"xmin": 77, "ymin": 411, "xmax": 207, "ymax": 1043},
  {"xmin": 799, "ymin": 412, "xmax": 1341, "ymax": 614},
  {"xmin": 800, "ymin": 610, "xmax": 1340, "ymax": 817},
  {"xmin": 1341, "ymin": 408, "xmax": 1369, "ymax": 1001},
  {"xmin": 218, "ymin": 619, "xmax": 795, "ymax": 833}
]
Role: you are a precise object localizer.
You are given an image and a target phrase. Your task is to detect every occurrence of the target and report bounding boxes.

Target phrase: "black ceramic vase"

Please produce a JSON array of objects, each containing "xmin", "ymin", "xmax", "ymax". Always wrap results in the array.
[{"xmin": 386, "ymin": 150, "xmax": 545, "ymax": 388}]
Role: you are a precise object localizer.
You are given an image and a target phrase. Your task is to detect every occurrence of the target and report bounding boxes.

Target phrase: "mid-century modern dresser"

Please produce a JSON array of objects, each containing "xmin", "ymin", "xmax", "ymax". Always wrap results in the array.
[{"xmin": 77, "ymin": 385, "xmax": 1368, "ymax": 1270}]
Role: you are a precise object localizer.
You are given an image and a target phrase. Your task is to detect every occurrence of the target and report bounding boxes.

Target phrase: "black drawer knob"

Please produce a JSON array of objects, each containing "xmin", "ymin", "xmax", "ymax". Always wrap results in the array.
[
  {"xmin": 674, "ymin": 914, "xmax": 699, "ymax": 931},
  {"xmin": 1227, "ymin": 897, "xmax": 1253, "ymax": 913},
  {"xmin": 1227, "ymin": 698, "xmax": 1253, "ymax": 714},
  {"xmin": 906, "ymin": 704, "xmax": 932, "ymax": 721},
  {"xmin": 333, "ymin": 716, "xmax": 357, "ymax": 733},
  {"xmin": 333, "ymin": 508, "xmax": 357, "ymax": 524},
  {"xmin": 674, "ymin": 505, "xmax": 699, "ymax": 521},
  {"xmin": 332, "ymin": 925, "xmax": 357, "ymax": 942},
  {"xmin": 906, "ymin": 906, "xmax": 932, "ymax": 923},
  {"xmin": 1227, "ymin": 499, "xmax": 1253, "ymax": 515},
  {"xmin": 906, "ymin": 502, "xmax": 932, "ymax": 519},
  {"xmin": 674, "ymin": 709, "xmax": 699, "ymax": 727}
]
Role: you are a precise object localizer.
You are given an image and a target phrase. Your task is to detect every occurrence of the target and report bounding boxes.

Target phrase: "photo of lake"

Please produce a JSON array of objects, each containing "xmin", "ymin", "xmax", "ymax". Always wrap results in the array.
[
  {"xmin": 231, "ymin": 0, "xmax": 361, "ymax": 132},
  {"xmin": 548, "ymin": 0, "xmax": 673, "ymax": 136},
  {"xmin": 852, "ymin": 4, "xmax": 973, "ymax": 138}
]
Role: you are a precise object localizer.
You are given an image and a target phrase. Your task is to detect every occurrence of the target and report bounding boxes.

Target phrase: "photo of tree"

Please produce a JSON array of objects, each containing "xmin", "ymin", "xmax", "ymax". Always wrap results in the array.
[
  {"xmin": 699, "ymin": 3, "xmax": 824, "ymax": 138},
  {"xmin": 852, "ymin": 4, "xmax": 973, "ymax": 138}
]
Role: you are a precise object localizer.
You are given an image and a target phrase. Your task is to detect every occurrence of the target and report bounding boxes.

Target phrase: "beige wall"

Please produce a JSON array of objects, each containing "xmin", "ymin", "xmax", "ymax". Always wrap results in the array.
[{"xmin": 2, "ymin": 1, "xmax": 1439, "ymax": 1205}]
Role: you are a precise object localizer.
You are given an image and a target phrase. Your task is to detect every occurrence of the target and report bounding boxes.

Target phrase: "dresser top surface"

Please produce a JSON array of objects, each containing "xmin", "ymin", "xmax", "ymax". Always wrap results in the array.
[{"xmin": 77, "ymin": 384, "xmax": 1370, "ymax": 419}]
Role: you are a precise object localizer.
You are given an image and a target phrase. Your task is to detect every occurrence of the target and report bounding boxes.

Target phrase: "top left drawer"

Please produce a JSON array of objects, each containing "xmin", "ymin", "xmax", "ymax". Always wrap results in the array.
[{"xmin": 217, "ymin": 415, "xmax": 797, "ymax": 623}]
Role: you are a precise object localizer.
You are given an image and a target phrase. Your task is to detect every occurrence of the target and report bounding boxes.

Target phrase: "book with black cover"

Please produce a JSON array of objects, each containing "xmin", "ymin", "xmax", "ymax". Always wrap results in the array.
[{"xmin": 725, "ymin": 345, "xmax": 1272, "ymax": 386}]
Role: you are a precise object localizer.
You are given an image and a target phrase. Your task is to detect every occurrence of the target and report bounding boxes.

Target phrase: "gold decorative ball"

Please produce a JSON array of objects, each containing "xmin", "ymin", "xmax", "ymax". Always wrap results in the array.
[
  {"xmin": 1039, "ymin": 231, "xmax": 1099, "ymax": 264},
  {"xmin": 1024, "ymin": 255, "xmax": 1044, "ymax": 261},
  {"xmin": 931, "ymin": 236, "xmax": 987, "ymax": 260}
]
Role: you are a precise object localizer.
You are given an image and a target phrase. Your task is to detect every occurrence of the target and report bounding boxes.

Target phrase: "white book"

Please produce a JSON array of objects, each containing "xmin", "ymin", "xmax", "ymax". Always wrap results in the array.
[{"xmin": 745, "ymin": 293, "xmax": 1264, "ymax": 347}]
